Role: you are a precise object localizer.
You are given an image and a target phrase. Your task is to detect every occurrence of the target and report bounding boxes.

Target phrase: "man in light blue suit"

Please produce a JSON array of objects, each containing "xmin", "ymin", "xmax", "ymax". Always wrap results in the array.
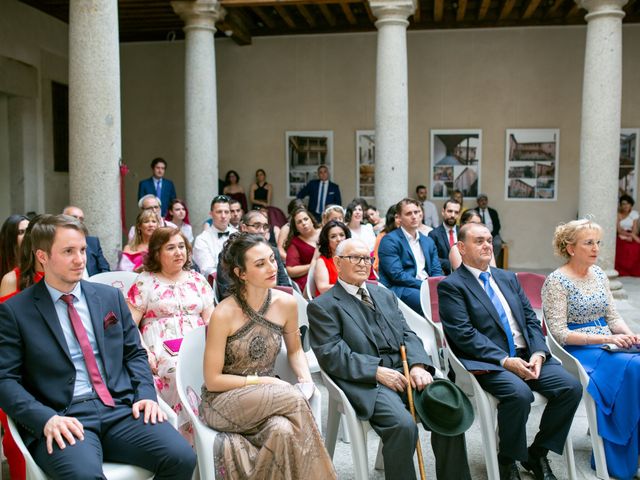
[
  {"xmin": 137, "ymin": 158, "xmax": 177, "ymax": 217},
  {"xmin": 378, "ymin": 198, "xmax": 443, "ymax": 314}
]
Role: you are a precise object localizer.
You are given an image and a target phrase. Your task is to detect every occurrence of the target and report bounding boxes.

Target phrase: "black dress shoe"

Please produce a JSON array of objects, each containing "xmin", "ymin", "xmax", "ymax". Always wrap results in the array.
[
  {"xmin": 499, "ymin": 462, "xmax": 522, "ymax": 480},
  {"xmin": 521, "ymin": 456, "xmax": 557, "ymax": 480}
]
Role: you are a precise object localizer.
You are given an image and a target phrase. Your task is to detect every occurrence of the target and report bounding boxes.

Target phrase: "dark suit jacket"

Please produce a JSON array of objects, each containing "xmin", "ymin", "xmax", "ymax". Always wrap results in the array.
[
  {"xmin": 296, "ymin": 180, "xmax": 341, "ymax": 216},
  {"xmin": 378, "ymin": 228, "xmax": 443, "ymax": 297},
  {"xmin": 428, "ymin": 225, "xmax": 458, "ymax": 275},
  {"xmin": 473, "ymin": 207, "xmax": 501, "ymax": 237},
  {"xmin": 86, "ymin": 236, "xmax": 110, "ymax": 276},
  {"xmin": 0, "ymin": 280, "xmax": 156, "ymax": 445},
  {"xmin": 438, "ymin": 265, "xmax": 554, "ymax": 373},
  {"xmin": 138, "ymin": 177, "xmax": 177, "ymax": 216},
  {"xmin": 308, "ymin": 282, "xmax": 432, "ymax": 420}
]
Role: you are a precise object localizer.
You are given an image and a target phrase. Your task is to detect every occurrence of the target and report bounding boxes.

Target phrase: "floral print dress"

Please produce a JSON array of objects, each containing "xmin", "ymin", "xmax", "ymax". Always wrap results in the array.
[{"xmin": 127, "ymin": 270, "xmax": 214, "ymax": 437}]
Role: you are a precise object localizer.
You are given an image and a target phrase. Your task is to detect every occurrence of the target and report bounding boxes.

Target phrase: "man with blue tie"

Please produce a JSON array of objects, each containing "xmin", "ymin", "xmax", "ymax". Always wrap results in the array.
[
  {"xmin": 378, "ymin": 198, "xmax": 443, "ymax": 314},
  {"xmin": 438, "ymin": 223, "xmax": 581, "ymax": 480},
  {"xmin": 296, "ymin": 165, "xmax": 342, "ymax": 222},
  {"xmin": 137, "ymin": 158, "xmax": 177, "ymax": 217}
]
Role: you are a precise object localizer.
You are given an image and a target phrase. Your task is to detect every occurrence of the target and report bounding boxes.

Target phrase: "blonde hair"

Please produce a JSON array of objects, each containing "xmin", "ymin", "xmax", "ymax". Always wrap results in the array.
[
  {"xmin": 130, "ymin": 210, "xmax": 159, "ymax": 249},
  {"xmin": 321, "ymin": 205, "xmax": 345, "ymax": 225},
  {"xmin": 552, "ymin": 219, "xmax": 602, "ymax": 259}
]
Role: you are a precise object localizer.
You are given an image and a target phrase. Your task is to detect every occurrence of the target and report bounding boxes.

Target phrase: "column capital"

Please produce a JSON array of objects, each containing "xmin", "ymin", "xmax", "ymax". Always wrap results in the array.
[
  {"xmin": 578, "ymin": 0, "xmax": 626, "ymax": 21},
  {"xmin": 172, "ymin": 0, "xmax": 226, "ymax": 31},
  {"xmin": 368, "ymin": 0, "xmax": 416, "ymax": 25}
]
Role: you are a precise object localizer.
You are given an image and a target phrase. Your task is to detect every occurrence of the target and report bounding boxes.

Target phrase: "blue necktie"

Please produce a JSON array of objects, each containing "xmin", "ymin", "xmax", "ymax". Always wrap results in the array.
[
  {"xmin": 155, "ymin": 179, "xmax": 162, "ymax": 199},
  {"xmin": 479, "ymin": 271, "xmax": 516, "ymax": 357},
  {"xmin": 318, "ymin": 181, "xmax": 326, "ymax": 214}
]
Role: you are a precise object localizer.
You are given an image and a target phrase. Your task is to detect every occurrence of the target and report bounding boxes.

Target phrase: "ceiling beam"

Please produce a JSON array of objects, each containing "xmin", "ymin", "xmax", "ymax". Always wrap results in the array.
[
  {"xmin": 364, "ymin": 1, "xmax": 377, "ymax": 23},
  {"xmin": 499, "ymin": 0, "xmax": 516, "ymax": 19},
  {"xmin": 340, "ymin": 2, "xmax": 358, "ymax": 24},
  {"xmin": 217, "ymin": 11, "xmax": 252, "ymax": 45},
  {"xmin": 565, "ymin": 2, "xmax": 582, "ymax": 16},
  {"xmin": 318, "ymin": 3, "xmax": 337, "ymax": 24},
  {"xmin": 251, "ymin": 6, "xmax": 276, "ymax": 27},
  {"xmin": 522, "ymin": 0, "xmax": 542, "ymax": 18},
  {"xmin": 274, "ymin": 4, "xmax": 297, "ymax": 27},
  {"xmin": 434, "ymin": 0, "xmax": 444, "ymax": 21},
  {"xmin": 546, "ymin": 0, "xmax": 565, "ymax": 15},
  {"xmin": 222, "ymin": 0, "xmax": 359, "ymax": 6},
  {"xmin": 456, "ymin": 0, "xmax": 467, "ymax": 21},
  {"xmin": 478, "ymin": 0, "xmax": 491, "ymax": 19},
  {"xmin": 297, "ymin": 4, "xmax": 317, "ymax": 25}
]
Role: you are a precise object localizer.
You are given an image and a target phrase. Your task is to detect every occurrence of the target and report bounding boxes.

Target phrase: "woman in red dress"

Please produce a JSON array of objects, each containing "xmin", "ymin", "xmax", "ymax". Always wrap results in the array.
[
  {"xmin": 314, "ymin": 220, "xmax": 350, "ymax": 296},
  {"xmin": 284, "ymin": 207, "xmax": 320, "ymax": 292}
]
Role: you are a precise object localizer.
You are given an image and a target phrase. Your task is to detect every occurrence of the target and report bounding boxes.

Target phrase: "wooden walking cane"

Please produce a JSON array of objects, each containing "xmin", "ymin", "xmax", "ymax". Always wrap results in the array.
[{"xmin": 400, "ymin": 344, "xmax": 427, "ymax": 480}]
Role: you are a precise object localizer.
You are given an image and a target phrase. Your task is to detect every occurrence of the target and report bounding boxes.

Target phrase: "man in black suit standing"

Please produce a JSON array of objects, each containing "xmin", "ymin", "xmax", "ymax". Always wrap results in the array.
[
  {"xmin": 428, "ymin": 198, "xmax": 461, "ymax": 274},
  {"xmin": 296, "ymin": 164, "xmax": 342, "ymax": 222},
  {"xmin": 474, "ymin": 193, "xmax": 503, "ymax": 258},
  {"xmin": 308, "ymin": 238, "xmax": 471, "ymax": 480},
  {"xmin": 0, "ymin": 214, "xmax": 195, "ymax": 479},
  {"xmin": 438, "ymin": 223, "xmax": 581, "ymax": 480},
  {"xmin": 137, "ymin": 157, "xmax": 177, "ymax": 217},
  {"xmin": 62, "ymin": 206, "xmax": 110, "ymax": 276}
]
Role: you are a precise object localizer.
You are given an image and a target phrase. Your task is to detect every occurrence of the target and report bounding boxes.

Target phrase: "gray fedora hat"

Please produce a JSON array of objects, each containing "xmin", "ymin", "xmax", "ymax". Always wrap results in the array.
[{"xmin": 413, "ymin": 378, "xmax": 474, "ymax": 436}]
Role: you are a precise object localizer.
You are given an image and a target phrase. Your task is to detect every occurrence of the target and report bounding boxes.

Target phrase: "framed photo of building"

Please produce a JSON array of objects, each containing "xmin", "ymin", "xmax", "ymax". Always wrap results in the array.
[
  {"xmin": 356, "ymin": 130, "xmax": 375, "ymax": 199},
  {"xmin": 430, "ymin": 129, "xmax": 481, "ymax": 199},
  {"xmin": 286, "ymin": 131, "xmax": 333, "ymax": 197},
  {"xmin": 505, "ymin": 129, "xmax": 559, "ymax": 201},
  {"xmin": 620, "ymin": 128, "xmax": 639, "ymax": 199}
]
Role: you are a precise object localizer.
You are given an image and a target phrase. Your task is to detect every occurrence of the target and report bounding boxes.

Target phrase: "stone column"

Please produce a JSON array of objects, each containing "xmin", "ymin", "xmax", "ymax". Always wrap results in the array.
[
  {"xmin": 69, "ymin": 0, "xmax": 122, "ymax": 266},
  {"xmin": 369, "ymin": 0, "xmax": 416, "ymax": 212},
  {"xmin": 577, "ymin": 0, "xmax": 626, "ymax": 295},
  {"xmin": 172, "ymin": 0, "xmax": 224, "ymax": 235}
]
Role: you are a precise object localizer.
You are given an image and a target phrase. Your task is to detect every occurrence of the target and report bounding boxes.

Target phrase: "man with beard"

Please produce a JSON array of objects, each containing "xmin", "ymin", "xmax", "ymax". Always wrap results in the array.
[{"xmin": 429, "ymin": 198, "xmax": 461, "ymax": 275}]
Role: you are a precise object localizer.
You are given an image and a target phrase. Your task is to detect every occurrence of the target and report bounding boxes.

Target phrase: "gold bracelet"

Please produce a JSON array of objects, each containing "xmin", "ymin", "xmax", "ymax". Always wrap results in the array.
[{"xmin": 246, "ymin": 375, "xmax": 259, "ymax": 386}]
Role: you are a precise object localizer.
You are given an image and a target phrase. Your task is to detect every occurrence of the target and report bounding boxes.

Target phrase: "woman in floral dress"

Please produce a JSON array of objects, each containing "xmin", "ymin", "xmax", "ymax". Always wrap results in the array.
[{"xmin": 127, "ymin": 227, "xmax": 214, "ymax": 440}]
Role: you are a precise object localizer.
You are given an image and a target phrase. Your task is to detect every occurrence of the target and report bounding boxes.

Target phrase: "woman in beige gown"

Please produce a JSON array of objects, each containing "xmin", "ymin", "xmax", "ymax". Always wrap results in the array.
[{"xmin": 200, "ymin": 233, "xmax": 336, "ymax": 479}]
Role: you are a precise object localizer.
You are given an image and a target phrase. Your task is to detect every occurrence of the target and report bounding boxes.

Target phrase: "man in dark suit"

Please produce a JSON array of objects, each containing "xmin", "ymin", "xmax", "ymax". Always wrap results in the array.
[
  {"xmin": 0, "ymin": 214, "xmax": 195, "ymax": 479},
  {"xmin": 62, "ymin": 206, "xmax": 110, "ymax": 276},
  {"xmin": 428, "ymin": 198, "xmax": 461, "ymax": 275},
  {"xmin": 296, "ymin": 164, "xmax": 342, "ymax": 222},
  {"xmin": 438, "ymin": 223, "xmax": 581, "ymax": 480},
  {"xmin": 378, "ymin": 198, "xmax": 443, "ymax": 314},
  {"xmin": 474, "ymin": 193, "xmax": 503, "ymax": 258},
  {"xmin": 137, "ymin": 157, "xmax": 177, "ymax": 217},
  {"xmin": 308, "ymin": 238, "xmax": 471, "ymax": 480}
]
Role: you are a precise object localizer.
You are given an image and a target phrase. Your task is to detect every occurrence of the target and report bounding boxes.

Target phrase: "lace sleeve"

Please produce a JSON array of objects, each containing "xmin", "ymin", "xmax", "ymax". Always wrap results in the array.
[{"xmin": 541, "ymin": 274, "xmax": 571, "ymax": 345}]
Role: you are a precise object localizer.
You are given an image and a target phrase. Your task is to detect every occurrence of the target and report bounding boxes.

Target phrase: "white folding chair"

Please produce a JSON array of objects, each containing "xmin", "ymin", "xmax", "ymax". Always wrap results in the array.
[
  {"xmin": 89, "ymin": 271, "xmax": 139, "ymax": 298},
  {"xmin": 446, "ymin": 347, "xmax": 577, "ymax": 480},
  {"xmin": 546, "ymin": 323, "xmax": 609, "ymax": 479},
  {"xmin": 176, "ymin": 326, "xmax": 323, "ymax": 480},
  {"xmin": 6, "ymin": 416, "xmax": 154, "ymax": 480},
  {"xmin": 305, "ymin": 261, "xmax": 317, "ymax": 300}
]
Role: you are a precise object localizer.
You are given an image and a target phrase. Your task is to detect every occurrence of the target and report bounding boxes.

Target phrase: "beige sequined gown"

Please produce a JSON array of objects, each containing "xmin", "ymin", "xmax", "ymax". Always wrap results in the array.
[{"xmin": 200, "ymin": 291, "xmax": 336, "ymax": 480}]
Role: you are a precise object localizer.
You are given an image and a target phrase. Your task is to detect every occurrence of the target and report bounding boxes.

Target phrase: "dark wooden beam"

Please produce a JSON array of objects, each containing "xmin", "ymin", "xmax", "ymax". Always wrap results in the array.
[
  {"xmin": 318, "ymin": 3, "xmax": 337, "ymax": 25},
  {"xmin": 274, "ymin": 4, "xmax": 297, "ymax": 27},
  {"xmin": 522, "ymin": 0, "xmax": 542, "ymax": 18},
  {"xmin": 478, "ymin": 0, "xmax": 491, "ymax": 19},
  {"xmin": 434, "ymin": 0, "xmax": 444, "ymax": 21},
  {"xmin": 251, "ymin": 6, "xmax": 276, "ymax": 27},
  {"xmin": 566, "ymin": 2, "xmax": 582, "ymax": 16},
  {"xmin": 297, "ymin": 4, "xmax": 317, "ymax": 26},
  {"xmin": 340, "ymin": 2, "xmax": 357, "ymax": 24},
  {"xmin": 364, "ymin": 1, "xmax": 377, "ymax": 23},
  {"xmin": 217, "ymin": 10, "xmax": 252, "ymax": 45},
  {"xmin": 456, "ymin": 0, "xmax": 467, "ymax": 21},
  {"xmin": 499, "ymin": 0, "xmax": 517, "ymax": 19},
  {"xmin": 546, "ymin": 0, "xmax": 565, "ymax": 16}
]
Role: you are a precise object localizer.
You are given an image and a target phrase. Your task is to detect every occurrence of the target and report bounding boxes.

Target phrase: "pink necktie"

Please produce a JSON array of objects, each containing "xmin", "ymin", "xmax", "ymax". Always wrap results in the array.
[
  {"xmin": 448, "ymin": 228, "xmax": 455, "ymax": 248},
  {"xmin": 61, "ymin": 294, "xmax": 115, "ymax": 407}
]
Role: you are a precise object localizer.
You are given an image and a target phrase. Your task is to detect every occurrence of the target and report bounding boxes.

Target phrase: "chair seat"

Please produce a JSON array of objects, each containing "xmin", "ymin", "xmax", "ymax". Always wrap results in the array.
[{"xmin": 102, "ymin": 463, "xmax": 154, "ymax": 480}]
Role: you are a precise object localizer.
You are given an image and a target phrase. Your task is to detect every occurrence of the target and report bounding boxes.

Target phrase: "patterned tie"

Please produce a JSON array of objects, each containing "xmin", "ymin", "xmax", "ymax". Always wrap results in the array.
[
  {"xmin": 155, "ymin": 179, "xmax": 162, "ymax": 199},
  {"xmin": 318, "ymin": 181, "xmax": 326, "ymax": 214},
  {"xmin": 448, "ymin": 228, "xmax": 455, "ymax": 248},
  {"xmin": 478, "ymin": 272, "xmax": 516, "ymax": 357},
  {"xmin": 60, "ymin": 294, "xmax": 115, "ymax": 407},
  {"xmin": 357, "ymin": 287, "xmax": 375, "ymax": 311}
]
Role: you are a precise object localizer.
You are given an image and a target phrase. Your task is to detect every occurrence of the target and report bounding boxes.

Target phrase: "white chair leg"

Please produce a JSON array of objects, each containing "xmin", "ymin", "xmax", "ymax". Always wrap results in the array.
[
  {"xmin": 374, "ymin": 439, "xmax": 384, "ymax": 471},
  {"xmin": 349, "ymin": 428, "xmax": 370, "ymax": 480},
  {"xmin": 339, "ymin": 418, "xmax": 351, "ymax": 444},
  {"xmin": 585, "ymin": 395, "xmax": 610, "ymax": 479},
  {"xmin": 324, "ymin": 399, "xmax": 340, "ymax": 457},
  {"xmin": 563, "ymin": 434, "xmax": 577, "ymax": 480}
]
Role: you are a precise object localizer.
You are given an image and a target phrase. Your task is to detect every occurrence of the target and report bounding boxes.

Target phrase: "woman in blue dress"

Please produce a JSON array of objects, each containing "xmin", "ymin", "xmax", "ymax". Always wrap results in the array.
[{"xmin": 542, "ymin": 219, "xmax": 640, "ymax": 479}]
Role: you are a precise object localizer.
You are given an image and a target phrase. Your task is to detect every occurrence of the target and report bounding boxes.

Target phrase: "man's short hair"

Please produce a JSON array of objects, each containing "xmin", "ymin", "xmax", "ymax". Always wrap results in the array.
[
  {"xmin": 395, "ymin": 198, "xmax": 421, "ymax": 215},
  {"xmin": 210, "ymin": 195, "xmax": 230, "ymax": 210},
  {"xmin": 477, "ymin": 193, "xmax": 488, "ymax": 201},
  {"xmin": 317, "ymin": 165, "xmax": 329, "ymax": 173},
  {"xmin": 138, "ymin": 194, "xmax": 161, "ymax": 209},
  {"xmin": 443, "ymin": 198, "xmax": 461, "ymax": 210},
  {"xmin": 458, "ymin": 222, "xmax": 488, "ymax": 243},
  {"xmin": 150, "ymin": 157, "xmax": 167, "ymax": 169},
  {"xmin": 416, "ymin": 185, "xmax": 426, "ymax": 193},
  {"xmin": 31, "ymin": 214, "xmax": 88, "ymax": 255},
  {"xmin": 242, "ymin": 210, "xmax": 266, "ymax": 225},
  {"xmin": 229, "ymin": 199, "xmax": 242, "ymax": 208}
]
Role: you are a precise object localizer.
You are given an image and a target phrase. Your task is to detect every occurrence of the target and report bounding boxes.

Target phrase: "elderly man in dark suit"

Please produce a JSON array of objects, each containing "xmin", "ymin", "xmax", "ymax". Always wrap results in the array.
[
  {"xmin": 438, "ymin": 223, "xmax": 581, "ymax": 480},
  {"xmin": 308, "ymin": 238, "xmax": 471, "ymax": 480},
  {"xmin": 378, "ymin": 198, "xmax": 443, "ymax": 314},
  {"xmin": 428, "ymin": 198, "xmax": 461, "ymax": 274},
  {"xmin": 296, "ymin": 164, "xmax": 342, "ymax": 222},
  {"xmin": 0, "ymin": 214, "xmax": 195, "ymax": 479},
  {"xmin": 137, "ymin": 157, "xmax": 177, "ymax": 217}
]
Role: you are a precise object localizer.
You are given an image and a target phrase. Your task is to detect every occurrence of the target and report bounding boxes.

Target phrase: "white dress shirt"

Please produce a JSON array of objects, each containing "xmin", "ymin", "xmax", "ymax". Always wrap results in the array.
[
  {"xmin": 317, "ymin": 181, "xmax": 329, "ymax": 214},
  {"xmin": 401, "ymin": 227, "xmax": 428, "ymax": 280},
  {"xmin": 192, "ymin": 225, "xmax": 237, "ymax": 277},
  {"xmin": 337, "ymin": 278, "xmax": 370, "ymax": 301},
  {"xmin": 478, "ymin": 208, "xmax": 493, "ymax": 232},
  {"xmin": 444, "ymin": 225, "xmax": 457, "ymax": 245},
  {"xmin": 422, "ymin": 200, "xmax": 440, "ymax": 228}
]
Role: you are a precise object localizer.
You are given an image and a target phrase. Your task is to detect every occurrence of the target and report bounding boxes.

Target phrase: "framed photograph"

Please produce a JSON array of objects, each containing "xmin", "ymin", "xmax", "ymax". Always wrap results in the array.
[
  {"xmin": 430, "ymin": 129, "xmax": 481, "ymax": 199},
  {"xmin": 356, "ymin": 130, "xmax": 375, "ymax": 199},
  {"xmin": 286, "ymin": 131, "xmax": 333, "ymax": 197},
  {"xmin": 620, "ymin": 129, "xmax": 639, "ymax": 199},
  {"xmin": 505, "ymin": 129, "xmax": 559, "ymax": 201}
]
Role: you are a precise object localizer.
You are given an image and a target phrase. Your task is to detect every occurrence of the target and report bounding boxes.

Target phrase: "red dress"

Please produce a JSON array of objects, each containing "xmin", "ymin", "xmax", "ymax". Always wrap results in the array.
[
  {"xmin": 615, "ymin": 236, "xmax": 640, "ymax": 276},
  {"xmin": 0, "ymin": 267, "xmax": 45, "ymax": 480},
  {"xmin": 315, "ymin": 256, "xmax": 338, "ymax": 297},
  {"xmin": 286, "ymin": 236, "xmax": 316, "ymax": 292}
]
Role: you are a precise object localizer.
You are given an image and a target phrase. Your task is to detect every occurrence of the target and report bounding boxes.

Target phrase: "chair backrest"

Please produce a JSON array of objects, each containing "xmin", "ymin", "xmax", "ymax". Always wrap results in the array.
[
  {"xmin": 89, "ymin": 271, "xmax": 138, "ymax": 298},
  {"xmin": 305, "ymin": 261, "xmax": 317, "ymax": 300},
  {"xmin": 515, "ymin": 271, "xmax": 546, "ymax": 310},
  {"xmin": 543, "ymin": 318, "xmax": 590, "ymax": 387},
  {"xmin": 397, "ymin": 298, "xmax": 444, "ymax": 373},
  {"xmin": 275, "ymin": 285, "xmax": 309, "ymax": 328},
  {"xmin": 419, "ymin": 276, "xmax": 445, "ymax": 323}
]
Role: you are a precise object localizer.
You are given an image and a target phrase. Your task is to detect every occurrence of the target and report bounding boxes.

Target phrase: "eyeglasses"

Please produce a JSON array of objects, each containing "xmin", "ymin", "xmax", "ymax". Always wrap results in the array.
[
  {"xmin": 338, "ymin": 255, "xmax": 374, "ymax": 265},
  {"xmin": 580, "ymin": 240, "xmax": 601, "ymax": 247},
  {"xmin": 144, "ymin": 205, "xmax": 161, "ymax": 211},
  {"xmin": 213, "ymin": 195, "xmax": 230, "ymax": 203},
  {"xmin": 245, "ymin": 223, "xmax": 270, "ymax": 232}
]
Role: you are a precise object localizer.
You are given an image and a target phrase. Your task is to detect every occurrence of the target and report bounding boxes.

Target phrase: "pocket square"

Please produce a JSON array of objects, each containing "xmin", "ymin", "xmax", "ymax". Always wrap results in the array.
[{"xmin": 103, "ymin": 311, "xmax": 118, "ymax": 329}]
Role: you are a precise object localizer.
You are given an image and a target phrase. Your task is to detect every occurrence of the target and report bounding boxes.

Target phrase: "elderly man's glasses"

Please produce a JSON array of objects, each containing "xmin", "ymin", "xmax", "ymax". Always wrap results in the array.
[
  {"xmin": 338, "ymin": 255, "xmax": 374, "ymax": 265},
  {"xmin": 144, "ymin": 205, "xmax": 161, "ymax": 211},
  {"xmin": 245, "ymin": 223, "xmax": 270, "ymax": 232}
]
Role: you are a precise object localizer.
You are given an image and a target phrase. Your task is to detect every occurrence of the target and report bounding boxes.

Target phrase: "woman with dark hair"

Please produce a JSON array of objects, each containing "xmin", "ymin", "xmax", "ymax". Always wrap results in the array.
[
  {"xmin": 314, "ymin": 220, "xmax": 350, "ymax": 296},
  {"xmin": 118, "ymin": 209, "xmax": 158, "ymax": 272},
  {"xmin": 249, "ymin": 168, "xmax": 272, "ymax": 209},
  {"xmin": 345, "ymin": 200, "xmax": 376, "ymax": 253},
  {"xmin": 365, "ymin": 205, "xmax": 385, "ymax": 235},
  {"xmin": 449, "ymin": 210, "xmax": 497, "ymax": 271},
  {"xmin": 0, "ymin": 214, "xmax": 29, "ymax": 280},
  {"xmin": 277, "ymin": 198, "xmax": 305, "ymax": 261},
  {"xmin": 285, "ymin": 207, "xmax": 320, "ymax": 292},
  {"xmin": 0, "ymin": 215, "xmax": 45, "ymax": 301},
  {"xmin": 223, "ymin": 169, "xmax": 248, "ymax": 212},
  {"xmin": 127, "ymin": 227, "xmax": 213, "ymax": 440},
  {"xmin": 165, "ymin": 198, "xmax": 193, "ymax": 243},
  {"xmin": 200, "ymin": 233, "xmax": 336, "ymax": 479},
  {"xmin": 373, "ymin": 205, "xmax": 399, "ymax": 274},
  {"xmin": 615, "ymin": 194, "xmax": 640, "ymax": 276}
]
